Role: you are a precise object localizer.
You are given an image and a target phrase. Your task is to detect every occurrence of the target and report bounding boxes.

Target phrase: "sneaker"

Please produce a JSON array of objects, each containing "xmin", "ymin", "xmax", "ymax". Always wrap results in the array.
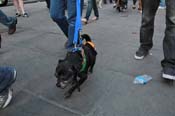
[
  {"xmin": 113, "ymin": 4, "xmax": 117, "ymax": 8},
  {"xmin": 8, "ymin": 17, "xmax": 17, "ymax": 35},
  {"xmin": 22, "ymin": 13, "xmax": 29, "ymax": 17},
  {"xmin": 0, "ymin": 88, "xmax": 13, "ymax": 109},
  {"xmin": 134, "ymin": 47, "xmax": 149, "ymax": 60},
  {"xmin": 162, "ymin": 68, "xmax": 175, "ymax": 80}
]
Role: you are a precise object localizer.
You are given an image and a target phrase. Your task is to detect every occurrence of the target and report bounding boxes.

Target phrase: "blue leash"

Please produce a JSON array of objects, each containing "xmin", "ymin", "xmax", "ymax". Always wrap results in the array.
[{"xmin": 73, "ymin": 0, "xmax": 82, "ymax": 51}]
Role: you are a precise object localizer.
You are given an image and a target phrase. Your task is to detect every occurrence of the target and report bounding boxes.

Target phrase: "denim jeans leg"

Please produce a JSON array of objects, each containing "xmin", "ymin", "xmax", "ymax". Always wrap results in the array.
[
  {"xmin": 67, "ymin": 0, "xmax": 76, "ymax": 48},
  {"xmin": 92, "ymin": 0, "xmax": 99, "ymax": 18},
  {"xmin": 85, "ymin": 0, "xmax": 93, "ymax": 20},
  {"xmin": 0, "ymin": 10, "xmax": 15, "ymax": 28},
  {"xmin": 160, "ymin": 0, "xmax": 165, "ymax": 7},
  {"xmin": 0, "ymin": 67, "xmax": 16, "ymax": 93},
  {"xmin": 161, "ymin": 0, "xmax": 175, "ymax": 69},
  {"xmin": 139, "ymin": 0, "xmax": 159, "ymax": 51},
  {"xmin": 81, "ymin": 0, "xmax": 84, "ymax": 16},
  {"xmin": 50, "ymin": 0, "xmax": 68, "ymax": 37}
]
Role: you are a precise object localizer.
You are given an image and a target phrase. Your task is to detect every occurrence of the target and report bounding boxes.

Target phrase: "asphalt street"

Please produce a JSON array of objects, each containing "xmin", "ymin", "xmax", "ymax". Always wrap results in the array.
[{"xmin": 0, "ymin": 1, "xmax": 175, "ymax": 116}]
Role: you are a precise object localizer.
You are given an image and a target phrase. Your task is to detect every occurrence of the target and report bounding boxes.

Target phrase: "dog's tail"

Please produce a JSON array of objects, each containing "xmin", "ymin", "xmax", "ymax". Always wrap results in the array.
[{"xmin": 81, "ymin": 34, "xmax": 92, "ymax": 42}]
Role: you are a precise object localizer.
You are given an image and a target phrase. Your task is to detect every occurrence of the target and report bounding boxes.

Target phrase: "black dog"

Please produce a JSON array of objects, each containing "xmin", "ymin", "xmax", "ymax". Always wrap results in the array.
[{"xmin": 55, "ymin": 34, "xmax": 97, "ymax": 98}]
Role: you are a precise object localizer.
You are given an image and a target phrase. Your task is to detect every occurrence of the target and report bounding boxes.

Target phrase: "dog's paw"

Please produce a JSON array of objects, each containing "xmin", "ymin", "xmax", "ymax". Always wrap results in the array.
[
  {"xmin": 64, "ymin": 92, "xmax": 72, "ymax": 99},
  {"xmin": 56, "ymin": 83, "xmax": 61, "ymax": 88}
]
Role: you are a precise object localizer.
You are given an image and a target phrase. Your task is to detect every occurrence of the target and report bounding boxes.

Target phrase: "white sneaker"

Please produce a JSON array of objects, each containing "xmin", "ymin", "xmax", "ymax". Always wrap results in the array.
[
  {"xmin": 162, "ymin": 73, "xmax": 175, "ymax": 80},
  {"xmin": 0, "ymin": 88, "xmax": 13, "ymax": 109}
]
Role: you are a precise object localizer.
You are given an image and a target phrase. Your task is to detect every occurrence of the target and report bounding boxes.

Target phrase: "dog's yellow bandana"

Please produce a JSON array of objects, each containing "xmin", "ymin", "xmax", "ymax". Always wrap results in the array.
[{"xmin": 86, "ymin": 41, "xmax": 95, "ymax": 48}]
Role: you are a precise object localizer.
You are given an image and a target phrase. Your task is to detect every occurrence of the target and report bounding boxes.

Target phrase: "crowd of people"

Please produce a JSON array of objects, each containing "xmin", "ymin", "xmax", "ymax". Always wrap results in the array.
[{"xmin": 0, "ymin": 0, "xmax": 174, "ymax": 110}]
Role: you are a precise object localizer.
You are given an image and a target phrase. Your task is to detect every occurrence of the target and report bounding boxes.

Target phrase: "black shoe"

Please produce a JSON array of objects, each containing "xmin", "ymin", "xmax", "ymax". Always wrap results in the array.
[
  {"xmin": 8, "ymin": 17, "xmax": 17, "ymax": 35},
  {"xmin": 134, "ymin": 47, "xmax": 149, "ymax": 60},
  {"xmin": 162, "ymin": 68, "xmax": 175, "ymax": 80}
]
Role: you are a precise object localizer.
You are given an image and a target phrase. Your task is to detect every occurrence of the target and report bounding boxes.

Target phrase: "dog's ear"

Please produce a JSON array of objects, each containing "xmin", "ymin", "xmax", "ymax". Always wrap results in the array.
[{"xmin": 81, "ymin": 34, "xmax": 91, "ymax": 42}]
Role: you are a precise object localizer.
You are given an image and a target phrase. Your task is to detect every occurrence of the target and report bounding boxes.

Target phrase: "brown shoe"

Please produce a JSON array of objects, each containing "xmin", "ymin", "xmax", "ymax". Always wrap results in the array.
[{"xmin": 8, "ymin": 18, "xmax": 17, "ymax": 35}]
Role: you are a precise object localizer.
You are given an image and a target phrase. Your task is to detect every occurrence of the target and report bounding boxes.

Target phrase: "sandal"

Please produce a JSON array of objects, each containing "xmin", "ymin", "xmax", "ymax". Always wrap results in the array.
[
  {"xmin": 81, "ymin": 18, "xmax": 88, "ymax": 24},
  {"xmin": 16, "ymin": 13, "xmax": 21, "ymax": 17},
  {"xmin": 22, "ymin": 13, "xmax": 29, "ymax": 17}
]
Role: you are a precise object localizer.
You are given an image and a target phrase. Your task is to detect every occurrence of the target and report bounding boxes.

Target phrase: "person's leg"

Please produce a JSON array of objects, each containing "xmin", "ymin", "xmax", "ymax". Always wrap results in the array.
[
  {"xmin": 159, "ymin": 0, "xmax": 165, "ymax": 7},
  {"xmin": 17, "ymin": 0, "xmax": 29, "ymax": 17},
  {"xmin": 81, "ymin": 0, "xmax": 84, "ymax": 16},
  {"xmin": 140, "ymin": 0, "xmax": 159, "ymax": 50},
  {"xmin": 12, "ymin": 0, "xmax": 21, "ymax": 16},
  {"xmin": 134, "ymin": 0, "xmax": 160, "ymax": 59},
  {"xmin": 92, "ymin": 0, "xmax": 99, "ymax": 18},
  {"xmin": 12, "ymin": 0, "xmax": 20, "ymax": 12},
  {"xmin": 0, "ymin": 67, "xmax": 16, "ymax": 93},
  {"xmin": 133, "ymin": 0, "xmax": 137, "ymax": 5},
  {"xmin": 45, "ymin": 0, "xmax": 50, "ymax": 8},
  {"xmin": 0, "ymin": 10, "xmax": 15, "ymax": 27},
  {"xmin": 67, "ymin": 0, "xmax": 77, "ymax": 48},
  {"xmin": 0, "ymin": 67, "xmax": 16, "ymax": 109},
  {"xmin": 132, "ymin": 0, "xmax": 137, "ymax": 9},
  {"xmin": 161, "ymin": 0, "xmax": 175, "ymax": 79},
  {"xmin": 50, "ymin": 0, "xmax": 68, "ymax": 38},
  {"xmin": 0, "ymin": 10, "xmax": 17, "ymax": 34},
  {"xmin": 84, "ymin": 0, "xmax": 93, "ymax": 20},
  {"xmin": 138, "ymin": 0, "xmax": 142, "ymax": 11}
]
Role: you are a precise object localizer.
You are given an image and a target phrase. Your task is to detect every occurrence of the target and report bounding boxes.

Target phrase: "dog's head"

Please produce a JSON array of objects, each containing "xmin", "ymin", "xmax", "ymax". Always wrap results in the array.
[{"xmin": 55, "ymin": 51, "xmax": 83, "ymax": 89}]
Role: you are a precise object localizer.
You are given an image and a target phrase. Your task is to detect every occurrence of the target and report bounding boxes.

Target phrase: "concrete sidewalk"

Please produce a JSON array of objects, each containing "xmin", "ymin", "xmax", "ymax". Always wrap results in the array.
[{"xmin": 0, "ymin": 1, "xmax": 175, "ymax": 116}]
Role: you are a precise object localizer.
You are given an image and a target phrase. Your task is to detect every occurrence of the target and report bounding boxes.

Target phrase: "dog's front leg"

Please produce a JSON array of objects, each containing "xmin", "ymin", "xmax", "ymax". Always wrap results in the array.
[{"xmin": 64, "ymin": 74, "xmax": 88, "ymax": 98}]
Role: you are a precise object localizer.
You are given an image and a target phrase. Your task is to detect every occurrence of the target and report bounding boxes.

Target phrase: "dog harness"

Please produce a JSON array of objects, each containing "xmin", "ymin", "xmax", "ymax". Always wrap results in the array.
[
  {"xmin": 80, "ymin": 41, "xmax": 95, "ymax": 72},
  {"xmin": 80, "ymin": 52, "xmax": 87, "ymax": 72}
]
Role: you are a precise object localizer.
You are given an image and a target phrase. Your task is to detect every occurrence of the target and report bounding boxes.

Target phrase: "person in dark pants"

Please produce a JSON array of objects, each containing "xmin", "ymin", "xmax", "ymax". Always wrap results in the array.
[
  {"xmin": 0, "ymin": 67, "xmax": 17, "ymax": 109},
  {"xmin": 0, "ymin": 10, "xmax": 17, "ymax": 35},
  {"xmin": 81, "ymin": 0, "xmax": 99, "ymax": 24},
  {"xmin": 134, "ymin": 0, "xmax": 175, "ymax": 80}
]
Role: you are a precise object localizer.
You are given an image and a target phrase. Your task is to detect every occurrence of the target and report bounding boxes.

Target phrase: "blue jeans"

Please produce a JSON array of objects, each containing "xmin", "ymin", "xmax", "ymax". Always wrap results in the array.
[
  {"xmin": 0, "ymin": 10, "xmax": 16, "ymax": 28},
  {"xmin": 0, "ymin": 67, "xmax": 16, "ymax": 93},
  {"xmin": 50, "ymin": 0, "xmax": 76, "ymax": 49},
  {"xmin": 85, "ymin": 0, "xmax": 99, "ymax": 20},
  {"xmin": 160, "ymin": 0, "xmax": 165, "ymax": 7},
  {"xmin": 139, "ymin": 0, "xmax": 175, "ymax": 69}
]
